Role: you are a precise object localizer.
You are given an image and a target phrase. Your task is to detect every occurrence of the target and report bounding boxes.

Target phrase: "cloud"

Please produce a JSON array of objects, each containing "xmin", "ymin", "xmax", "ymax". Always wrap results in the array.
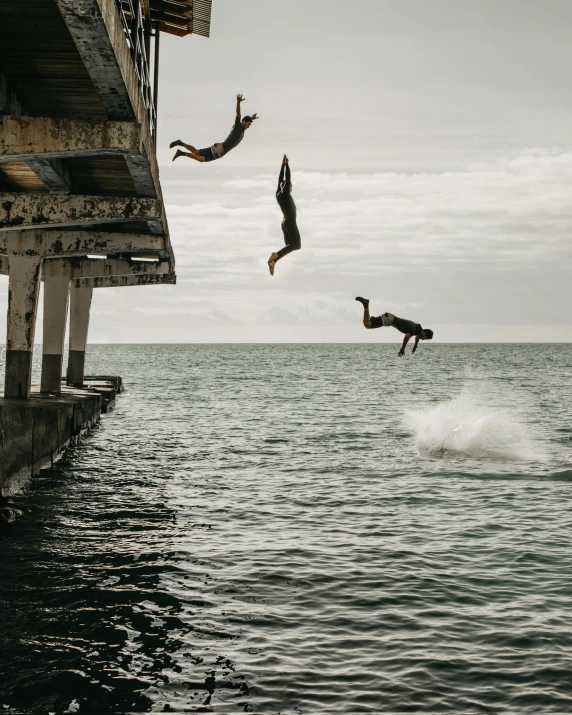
[
  {"xmin": 166, "ymin": 148, "xmax": 572, "ymax": 277},
  {"xmin": 1, "ymin": 147, "xmax": 569, "ymax": 345}
]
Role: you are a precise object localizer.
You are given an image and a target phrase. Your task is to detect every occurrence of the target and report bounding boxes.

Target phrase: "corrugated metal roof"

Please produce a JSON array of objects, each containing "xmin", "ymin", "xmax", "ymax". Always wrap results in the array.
[{"xmin": 149, "ymin": 0, "xmax": 212, "ymax": 37}]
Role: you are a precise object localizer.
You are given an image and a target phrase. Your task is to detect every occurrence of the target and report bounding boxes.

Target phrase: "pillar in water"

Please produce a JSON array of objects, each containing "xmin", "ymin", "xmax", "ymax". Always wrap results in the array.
[
  {"xmin": 66, "ymin": 278, "xmax": 93, "ymax": 388},
  {"xmin": 4, "ymin": 256, "xmax": 42, "ymax": 399},
  {"xmin": 41, "ymin": 275, "xmax": 70, "ymax": 394}
]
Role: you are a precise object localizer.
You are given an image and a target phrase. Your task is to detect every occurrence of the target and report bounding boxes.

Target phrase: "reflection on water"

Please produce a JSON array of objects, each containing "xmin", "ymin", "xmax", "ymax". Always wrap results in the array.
[{"xmin": 1, "ymin": 344, "xmax": 572, "ymax": 713}]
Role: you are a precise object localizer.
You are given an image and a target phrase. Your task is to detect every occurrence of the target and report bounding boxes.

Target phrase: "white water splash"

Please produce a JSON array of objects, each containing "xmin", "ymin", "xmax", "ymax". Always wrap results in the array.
[{"xmin": 405, "ymin": 384, "xmax": 544, "ymax": 462}]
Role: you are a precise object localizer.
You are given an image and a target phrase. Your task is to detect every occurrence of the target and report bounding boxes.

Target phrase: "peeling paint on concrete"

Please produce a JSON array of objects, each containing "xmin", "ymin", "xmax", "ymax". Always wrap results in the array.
[
  {"xmin": 6, "ymin": 256, "xmax": 42, "ymax": 353},
  {"xmin": 55, "ymin": 0, "xmax": 136, "ymax": 121},
  {"xmin": 88, "ymin": 273, "xmax": 176, "ymax": 288},
  {"xmin": 0, "ymin": 116, "xmax": 141, "ymax": 161},
  {"xmin": 0, "ymin": 193, "xmax": 163, "ymax": 231},
  {"xmin": 0, "ymin": 230, "xmax": 165, "ymax": 257},
  {"xmin": 43, "ymin": 257, "xmax": 171, "ymax": 279}
]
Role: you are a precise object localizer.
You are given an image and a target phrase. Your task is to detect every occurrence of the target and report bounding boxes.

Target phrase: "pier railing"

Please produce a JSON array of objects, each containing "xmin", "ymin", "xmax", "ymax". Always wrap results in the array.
[{"xmin": 116, "ymin": 0, "xmax": 157, "ymax": 140}]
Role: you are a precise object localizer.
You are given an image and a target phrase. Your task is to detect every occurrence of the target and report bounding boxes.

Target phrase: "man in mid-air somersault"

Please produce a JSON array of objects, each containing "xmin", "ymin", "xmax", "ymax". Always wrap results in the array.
[
  {"xmin": 355, "ymin": 297, "xmax": 434, "ymax": 357},
  {"xmin": 170, "ymin": 94, "xmax": 258, "ymax": 163}
]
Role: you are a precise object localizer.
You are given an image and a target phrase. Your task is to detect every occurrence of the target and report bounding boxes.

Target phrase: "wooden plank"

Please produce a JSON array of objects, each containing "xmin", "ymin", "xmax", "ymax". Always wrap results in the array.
[
  {"xmin": 0, "ymin": 162, "xmax": 48, "ymax": 192},
  {"xmin": 0, "ymin": 1, "xmax": 108, "ymax": 118},
  {"xmin": 64, "ymin": 156, "xmax": 138, "ymax": 197}
]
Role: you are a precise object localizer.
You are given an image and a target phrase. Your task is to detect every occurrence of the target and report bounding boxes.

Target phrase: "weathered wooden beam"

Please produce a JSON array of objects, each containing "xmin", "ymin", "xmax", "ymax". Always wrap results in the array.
[
  {"xmin": 87, "ymin": 272, "xmax": 176, "ymax": 288},
  {"xmin": 24, "ymin": 158, "xmax": 72, "ymax": 193},
  {"xmin": 43, "ymin": 258, "xmax": 171, "ymax": 279},
  {"xmin": 55, "ymin": 0, "xmax": 136, "ymax": 121},
  {"xmin": 124, "ymin": 149, "xmax": 156, "ymax": 197},
  {"xmin": 0, "ymin": 230, "xmax": 165, "ymax": 257},
  {"xmin": 0, "ymin": 116, "xmax": 141, "ymax": 163},
  {"xmin": 0, "ymin": 193, "xmax": 163, "ymax": 232}
]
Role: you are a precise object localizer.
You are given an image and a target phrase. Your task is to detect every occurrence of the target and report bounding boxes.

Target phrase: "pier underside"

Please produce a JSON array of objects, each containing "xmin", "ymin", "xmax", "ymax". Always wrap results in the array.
[{"xmin": 0, "ymin": 0, "xmax": 214, "ymax": 493}]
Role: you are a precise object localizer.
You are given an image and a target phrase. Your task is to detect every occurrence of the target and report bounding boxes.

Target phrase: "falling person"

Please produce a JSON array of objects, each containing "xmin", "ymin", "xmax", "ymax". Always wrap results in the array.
[
  {"xmin": 268, "ymin": 155, "xmax": 301, "ymax": 276},
  {"xmin": 355, "ymin": 297, "xmax": 434, "ymax": 357},
  {"xmin": 170, "ymin": 94, "xmax": 258, "ymax": 163}
]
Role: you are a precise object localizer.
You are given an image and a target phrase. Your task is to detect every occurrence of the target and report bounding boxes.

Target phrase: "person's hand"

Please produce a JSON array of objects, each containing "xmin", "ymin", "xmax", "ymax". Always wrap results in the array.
[
  {"xmin": 283, "ymin": 154, "xmax": 289, "ymax": 164},
  {"xmin": 237, "ymin": 93, "xmax": 245, "ymax": 102},
  {"xmin": 398, "ymin": 349, "xmax": 405, "ymax": 357},
  {"xmin": 250, "ymin": 113, "xmax": 259, "ymax": 121}
]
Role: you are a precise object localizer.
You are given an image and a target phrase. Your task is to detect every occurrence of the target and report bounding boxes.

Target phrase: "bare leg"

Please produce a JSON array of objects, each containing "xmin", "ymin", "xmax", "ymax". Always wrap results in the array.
[
  {"xmin": 355, "ymin": 297, "xmax": 371, "ymax": 328},
  {"xmin": 268, "ymin": 242, "xmax": 301, "ymax": 275},
  {"xmin": 173, "ymin": 149, "xmax": 206, "ymax": 162},
  {"xmin": 170, "ymin": 140, "xmax": 200, "ymax": 152},
  {"xmin": 268, "ymin": 252, "xmax": 279, "ymax": 276},
  {"xmin": 269, "ymin": 221, "xmax": 301, "ymax": 275}
]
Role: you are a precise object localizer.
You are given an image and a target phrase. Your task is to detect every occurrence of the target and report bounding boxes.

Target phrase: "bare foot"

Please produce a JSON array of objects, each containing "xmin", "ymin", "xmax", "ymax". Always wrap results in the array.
[
  {"xmin": 268, "ymin": 253, "xmax": 278, "ymax": 276},
  {"xmin": 172, "ymin": 149, "xmax": 184, "ymax": 161}
]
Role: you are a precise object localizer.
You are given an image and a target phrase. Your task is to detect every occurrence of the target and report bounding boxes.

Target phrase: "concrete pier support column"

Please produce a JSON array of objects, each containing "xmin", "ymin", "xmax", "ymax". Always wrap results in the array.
[
  {"xmin": 40, "ymin": 276, "xmax": 70, "ymax": 393},
  {"xmin": 66, "ymin": 278, "xmax": 93, "ymax": 387},
  {"xmin": 4, "ymin": 256, "xmax": 42, "ymax": 399}
]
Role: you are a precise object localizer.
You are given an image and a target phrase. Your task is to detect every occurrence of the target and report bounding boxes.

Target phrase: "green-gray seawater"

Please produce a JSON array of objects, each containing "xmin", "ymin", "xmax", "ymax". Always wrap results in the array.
[{"xmin": 1, "ymin": 344, "xmax": 572, "ymax": 713}]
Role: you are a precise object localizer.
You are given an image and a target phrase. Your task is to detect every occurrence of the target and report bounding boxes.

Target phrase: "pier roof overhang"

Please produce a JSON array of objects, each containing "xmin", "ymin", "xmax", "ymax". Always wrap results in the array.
[
  {"xmin": 0, "ymin": 0, "xmax": 151, "ymax": 197},
  {"xmin": 0, "ymin": 0, "xmax": 200, "ymax": 267}
]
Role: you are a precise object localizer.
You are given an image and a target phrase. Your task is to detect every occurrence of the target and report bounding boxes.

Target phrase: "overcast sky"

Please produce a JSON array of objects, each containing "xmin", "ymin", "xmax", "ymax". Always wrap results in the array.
[{"xmin": 4, "ymin": 0, "xmax": 572, "ymax": 342}]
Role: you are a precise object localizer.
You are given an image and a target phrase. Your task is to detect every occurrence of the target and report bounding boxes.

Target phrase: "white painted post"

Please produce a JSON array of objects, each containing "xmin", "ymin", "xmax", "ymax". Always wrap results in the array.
[
  {"xmin": 40, "ymin": 275, "xmax": 70, "ymax": 393},
  {"xmin": 66, "ymin": 278, "xmax": 93, "ymax": 387},
  {"xmin": 4, "ymin": 256, "xmax": 42, "ymax": 399}
]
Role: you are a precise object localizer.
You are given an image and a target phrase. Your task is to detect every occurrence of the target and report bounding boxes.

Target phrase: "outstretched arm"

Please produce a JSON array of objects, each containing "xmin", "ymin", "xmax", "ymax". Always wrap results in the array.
[
  {"xmin": 277, "ymin": 162, "xmax": 286, "ymax": 194},
  {"xmin": 277, "ymin": 155, "xmax": 288, "ymax": 195},
  {"xmin": 284, "ymin": 162, "xmax": 291, "ymax": 192},
  {"xmin": 236, "ymin": 93, "xmax": 245, "ymax": 117},
  {"xmin": 411, "ymin": 336, "xmax": 421, "ymax": 354},
  {"xmin": 398, "ymin": 333, "xmax": 412, "ymax": 357}
]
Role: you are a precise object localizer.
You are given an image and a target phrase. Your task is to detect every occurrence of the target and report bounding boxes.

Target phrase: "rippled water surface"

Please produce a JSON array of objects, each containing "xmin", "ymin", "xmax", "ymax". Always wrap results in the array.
[{"xmin": 2, "ymin": 344, "xmax": 572, "ymax": 714}]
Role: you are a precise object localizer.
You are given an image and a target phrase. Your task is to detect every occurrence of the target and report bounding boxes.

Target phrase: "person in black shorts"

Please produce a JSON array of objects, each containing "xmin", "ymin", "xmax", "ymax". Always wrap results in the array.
[
  {"xmin": 268, "ymin": 154, "xmax": 301, "ymax": 276},
  {"xmin": 355, "ymin": 297, "xmax": 434, "ymax": 357},
  {"xmin": 170, "ymin": 94, "xmax": 258, "ymax": 163}
]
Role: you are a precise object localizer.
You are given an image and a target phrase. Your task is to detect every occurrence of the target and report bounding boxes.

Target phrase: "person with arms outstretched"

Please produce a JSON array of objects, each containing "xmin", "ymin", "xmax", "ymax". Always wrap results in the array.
[
  {"xmin": 170, "ymin": 94, "xmax": 258, "ymax": 163},
  {"xmin": 268, "ymin": 155, "xmax": 301, "ymax": 276},
  {"xmin": 355, "ymin": 297, "xmax": 433, "ymax": 356}
]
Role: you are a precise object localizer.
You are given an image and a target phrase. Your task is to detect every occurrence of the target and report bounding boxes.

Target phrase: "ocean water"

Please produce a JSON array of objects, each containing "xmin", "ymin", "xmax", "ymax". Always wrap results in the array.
[{"xmin": 1, "ymin": 343, "xmax": 572, "ymax": 714}]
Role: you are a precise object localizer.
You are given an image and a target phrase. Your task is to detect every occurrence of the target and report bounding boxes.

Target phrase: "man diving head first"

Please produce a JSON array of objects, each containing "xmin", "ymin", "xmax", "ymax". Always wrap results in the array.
[{"xmin": 355, "ymin": 297, "xmax": 433, "ymax": 357}]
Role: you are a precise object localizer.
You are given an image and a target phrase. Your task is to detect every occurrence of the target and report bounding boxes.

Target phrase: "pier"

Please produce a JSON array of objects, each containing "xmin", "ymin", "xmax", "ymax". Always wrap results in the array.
[{"xmin": 0, "ymin": 0, "xmax": 212, "ymax": 494}]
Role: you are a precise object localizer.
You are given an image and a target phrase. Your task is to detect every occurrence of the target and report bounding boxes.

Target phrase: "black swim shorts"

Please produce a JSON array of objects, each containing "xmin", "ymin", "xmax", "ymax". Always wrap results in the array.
[
  {"xmin": 369, "ymin": 315, "xmax": 386, "ymax": 329},
  {"xmin": 198, "ymin": 147, "xmax": 217, "ymax": 162}
]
